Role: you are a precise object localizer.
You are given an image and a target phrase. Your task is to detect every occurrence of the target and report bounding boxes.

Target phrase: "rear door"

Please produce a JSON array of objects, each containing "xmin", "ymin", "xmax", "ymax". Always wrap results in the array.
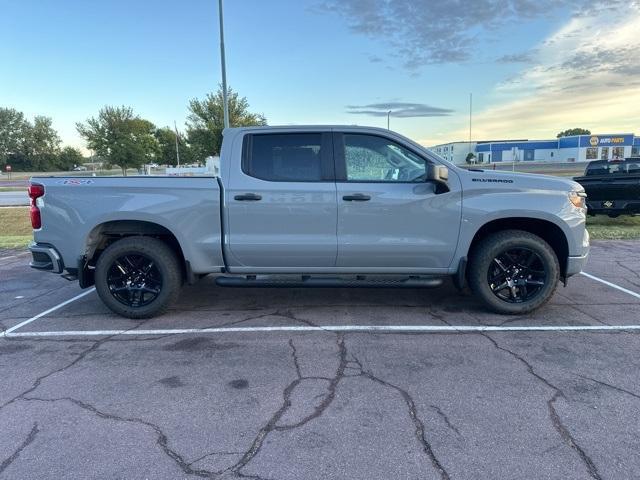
[
  {"xmin": 225, "ymin": 131, "xmax": 337, "ymax": 269},
  {"xmin": 334, "ymin": 132, "xmax": 461, "ymax": 270}
]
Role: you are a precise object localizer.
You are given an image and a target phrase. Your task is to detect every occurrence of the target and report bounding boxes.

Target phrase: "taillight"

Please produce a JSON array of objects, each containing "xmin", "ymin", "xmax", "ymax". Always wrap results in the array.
[{"xmin": 28, "ymin": 183, "xmax": 45, "ymax": 229}]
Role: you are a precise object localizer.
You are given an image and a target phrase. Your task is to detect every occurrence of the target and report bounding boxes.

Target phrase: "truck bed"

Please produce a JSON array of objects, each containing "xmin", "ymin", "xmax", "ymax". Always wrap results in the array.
[{"xmin": 30, "ymin": 176, "xmax": 225, "ymax": 275}]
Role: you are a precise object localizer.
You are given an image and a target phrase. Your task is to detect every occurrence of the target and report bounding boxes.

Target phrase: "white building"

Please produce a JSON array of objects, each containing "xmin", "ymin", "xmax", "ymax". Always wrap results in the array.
[{"xmin": 429, "ymin": 134, "xmax": 640, "ymax": 165}]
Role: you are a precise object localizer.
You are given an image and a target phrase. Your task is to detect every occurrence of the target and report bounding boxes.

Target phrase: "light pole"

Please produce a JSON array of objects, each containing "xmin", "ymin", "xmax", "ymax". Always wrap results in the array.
[
  {"xmin": 218, "ymin": 0, "xmax": 229, "ymax": 129},
  {"xmin": 387, "ymin": 110, "xmax": 391, "ymax": 130}
]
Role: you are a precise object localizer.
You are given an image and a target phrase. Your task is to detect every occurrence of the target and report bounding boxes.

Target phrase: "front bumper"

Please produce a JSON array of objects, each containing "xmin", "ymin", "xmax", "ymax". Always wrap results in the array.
[
  {"xmin": 566, "ymin": 252, "xmax": 589, "ymax": 277},
  {"xmin": 28, "ymin": 243, "xmax": 64, "ymax": 274}
]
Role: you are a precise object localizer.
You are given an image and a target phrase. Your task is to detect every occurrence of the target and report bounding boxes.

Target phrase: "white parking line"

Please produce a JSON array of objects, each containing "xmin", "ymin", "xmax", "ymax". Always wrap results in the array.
[
  {"xmin": 2, "ymin": 270, "xmax": 638, "ymax": 339},
  {"xmin": 581, "ymin": 272, "xmax": 640, "ymax": 300},
  {"xmin": 3, "ymin": 288, "xmax": 96, "ymax": 336},
  {"xmin": 5, "ymin": 324, "xmax": 640, "ymax": 338}
]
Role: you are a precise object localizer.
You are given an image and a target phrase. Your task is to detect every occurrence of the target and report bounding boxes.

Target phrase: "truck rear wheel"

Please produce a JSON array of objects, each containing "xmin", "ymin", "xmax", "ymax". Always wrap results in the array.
[
  {"xmin": 95, "ymin": 237, "xmax": 181, "ymax": 319},
  {"xmin": 468, "ymin": 230, "xmax": 559, "ymax": 315}
]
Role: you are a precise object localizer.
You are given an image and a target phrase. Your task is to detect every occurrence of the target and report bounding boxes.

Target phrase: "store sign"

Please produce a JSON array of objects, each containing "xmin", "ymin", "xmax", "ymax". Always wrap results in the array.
[{"xmin": 581, "ymin": 134, "xmax": 633, "ymax": 147}]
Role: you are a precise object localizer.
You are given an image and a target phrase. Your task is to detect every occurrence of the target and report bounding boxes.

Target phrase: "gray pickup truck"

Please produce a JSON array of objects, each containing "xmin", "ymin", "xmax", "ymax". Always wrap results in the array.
[{"xmin": 28, "ymin": 126, "xmax": 589, "ymax": 318}]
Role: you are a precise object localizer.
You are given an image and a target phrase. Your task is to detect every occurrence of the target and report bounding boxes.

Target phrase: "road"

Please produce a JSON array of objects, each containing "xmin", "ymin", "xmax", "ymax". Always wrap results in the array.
[
  {"xmin": 1, "ymin": 241, "xmax": 639, "ymax": 479},
  {"xmin": 0, "ymin": 191, "xmax": 28, "ymax": 206}
]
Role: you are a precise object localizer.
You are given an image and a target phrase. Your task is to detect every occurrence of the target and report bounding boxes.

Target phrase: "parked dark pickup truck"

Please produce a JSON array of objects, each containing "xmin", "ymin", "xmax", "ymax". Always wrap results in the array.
[{"xmin": 574, "ymin": 159, "xmax": 640, "ymax": 217}]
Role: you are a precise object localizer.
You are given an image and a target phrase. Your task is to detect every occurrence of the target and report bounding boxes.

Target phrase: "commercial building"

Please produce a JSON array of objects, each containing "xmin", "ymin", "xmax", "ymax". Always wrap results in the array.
[{"xmin": 429, "ymin": 133, "xmax": 640, "ymax": 165}]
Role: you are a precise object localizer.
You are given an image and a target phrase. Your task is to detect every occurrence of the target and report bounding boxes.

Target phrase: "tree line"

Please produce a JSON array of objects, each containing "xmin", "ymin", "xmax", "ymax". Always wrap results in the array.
[{"xmin": 0, "ymin": 86, "xmax": 266, "ymax": 173}]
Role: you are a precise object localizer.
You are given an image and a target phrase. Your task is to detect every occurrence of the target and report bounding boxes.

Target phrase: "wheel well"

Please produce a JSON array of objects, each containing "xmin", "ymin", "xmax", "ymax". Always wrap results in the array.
[
  {"xmin": 468, "ymin": 218, "xmax": 569, "ymax": 277},
  {"xmin": 86, "ymin": 220, "xmax": 186, "ymax": 279}
]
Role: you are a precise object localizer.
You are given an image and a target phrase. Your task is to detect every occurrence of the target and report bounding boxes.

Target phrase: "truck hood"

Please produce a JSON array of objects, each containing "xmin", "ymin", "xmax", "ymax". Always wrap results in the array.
[{"xmin": 459, "ymin": 168, "xmax": 584, "ymax": 192}]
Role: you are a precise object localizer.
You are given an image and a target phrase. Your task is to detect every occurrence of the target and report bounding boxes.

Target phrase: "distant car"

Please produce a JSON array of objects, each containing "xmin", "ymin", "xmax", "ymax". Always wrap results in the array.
[
  {"xmin": 574, "ymin": 158, "xmax": 640, "ymax": 217},
  {"xmin": 72, "ymin": 166, "xmax": 88, "ymax": 171}
]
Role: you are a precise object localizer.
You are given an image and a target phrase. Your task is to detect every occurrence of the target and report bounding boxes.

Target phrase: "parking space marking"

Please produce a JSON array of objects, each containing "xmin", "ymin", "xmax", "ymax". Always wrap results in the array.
[
  {"xmin": 3, "ymin": 288, "xmax": 96, "ymax": 336},
  {"xmin": 581, "ymin": 272, "xmax": 640, "ymax": 300},
  {"xmin": 5, "ymin": 324, "xmax": 640, "ymax": 338},
  {"xmin": 1, "ymin": 270, "xmax": 638, "ymax": 339}
]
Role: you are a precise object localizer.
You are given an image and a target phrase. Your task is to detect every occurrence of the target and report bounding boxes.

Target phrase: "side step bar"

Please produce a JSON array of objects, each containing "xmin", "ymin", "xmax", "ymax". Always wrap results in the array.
[{"xmin": 215, "ymin": 276, "xmax": 444, "ymax": 289}]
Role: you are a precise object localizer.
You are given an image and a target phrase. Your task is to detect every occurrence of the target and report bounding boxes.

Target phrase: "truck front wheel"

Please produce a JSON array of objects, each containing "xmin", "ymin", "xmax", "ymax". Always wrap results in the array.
[
  {"xmin": 95, "ymin": 237, "xmax": 181, "ymax": 319},
  {"xmin": 468, "ymin": 230, "xmax": 560, "ymax": 315}
]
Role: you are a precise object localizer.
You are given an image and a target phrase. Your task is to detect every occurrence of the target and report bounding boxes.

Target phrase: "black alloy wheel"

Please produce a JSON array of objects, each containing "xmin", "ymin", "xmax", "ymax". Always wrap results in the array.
[
  {"xmin": 107, "ymin": 254, "xmax": 163, "ymax": 307},
  {"xmin": 95, "ymin": 236, "xmax": 181, "ymax": 319},
  {"xmin": 488, "ymin": 248, "xmax": 547, "ymax": 303}
]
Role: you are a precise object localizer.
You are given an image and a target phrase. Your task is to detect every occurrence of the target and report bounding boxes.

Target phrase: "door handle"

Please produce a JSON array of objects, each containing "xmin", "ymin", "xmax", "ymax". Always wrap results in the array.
[
  {"xmin": 342, "ymin": 194, "xmax": 371, "ymax": 201},
  {"xmin": 234, "ymin": 193, "xmax": 262, "ymax": 201}
]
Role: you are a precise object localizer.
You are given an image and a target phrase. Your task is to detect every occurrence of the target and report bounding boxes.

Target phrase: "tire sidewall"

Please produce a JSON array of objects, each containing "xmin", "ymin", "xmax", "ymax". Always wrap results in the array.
[{"xmin": 95, "ymin": 238, "xmax": 180, "ymax": 319}]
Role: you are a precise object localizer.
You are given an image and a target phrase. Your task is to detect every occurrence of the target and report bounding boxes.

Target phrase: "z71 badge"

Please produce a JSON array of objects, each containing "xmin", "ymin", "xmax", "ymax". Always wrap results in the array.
[{"xmin": 57, "ymin": 179, "xmax": 94, "ymax": 185}]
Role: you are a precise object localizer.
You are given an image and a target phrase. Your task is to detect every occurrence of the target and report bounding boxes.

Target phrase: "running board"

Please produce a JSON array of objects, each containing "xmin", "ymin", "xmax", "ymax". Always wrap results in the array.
[{"xmin": 215, "ymin": 276, "xmax": 444, "ymax": 289}]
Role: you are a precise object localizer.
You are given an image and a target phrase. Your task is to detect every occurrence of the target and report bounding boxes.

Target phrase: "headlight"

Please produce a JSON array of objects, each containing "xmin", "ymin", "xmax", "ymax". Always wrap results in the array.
[{"xmin": 569, "ymin": 191, "xmax": 586, "ymax": 209}]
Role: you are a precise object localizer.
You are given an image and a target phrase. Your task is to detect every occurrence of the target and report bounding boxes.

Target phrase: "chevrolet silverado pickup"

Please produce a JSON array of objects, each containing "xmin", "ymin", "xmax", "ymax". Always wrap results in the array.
[
  {"xmin": 574, "ymin": 158, "xmax": 640, "ymax": 216},
  {"xmin": 28, "ymin": 126, "xmax": 590, "ymax": 318}
]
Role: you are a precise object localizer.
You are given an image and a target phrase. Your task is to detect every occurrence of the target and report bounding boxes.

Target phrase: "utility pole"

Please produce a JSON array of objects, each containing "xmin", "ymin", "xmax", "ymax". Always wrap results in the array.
[
  {"xmin": 174, "ymin": 121, "xmax": 181, "ymax": 174},
  {"xmin": 218, "ymin": 0, "xmax": 229, "ymax": 129},
  {"xmin": 469, "ymin": 93, "xmax": 472, "ymax": 157},
  {"xmin": 387, "ymin": 110, "xmax": 391, "ymax": 130}
]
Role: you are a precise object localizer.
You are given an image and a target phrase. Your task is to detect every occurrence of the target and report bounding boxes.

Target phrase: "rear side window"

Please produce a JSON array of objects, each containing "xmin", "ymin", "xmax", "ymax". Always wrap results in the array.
[{"xmin": 243, "ymin": 133, "xmax": 326, "ymax": 182}]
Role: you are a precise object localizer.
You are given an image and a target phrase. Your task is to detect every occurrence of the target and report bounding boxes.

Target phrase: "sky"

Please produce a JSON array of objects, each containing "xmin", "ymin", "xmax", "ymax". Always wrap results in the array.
[{"xmin": 1, "ymin": 0, "xmax": 639, "ymax": 151}]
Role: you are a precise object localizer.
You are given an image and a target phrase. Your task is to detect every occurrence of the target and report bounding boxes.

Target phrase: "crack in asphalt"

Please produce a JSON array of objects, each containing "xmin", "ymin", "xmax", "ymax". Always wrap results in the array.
[
  {"xmin": 429, "ymin": 405, "xmax": 462, "ymax": 438},
  {"xmin": 288, "ymin": 339, "xmax": 303, "ymax": 379},
  {"xmin": 0, "ymin": 319, "xmax": 157, "ymax": 412},
  {"xmin": 0, "ymin": 336, "xmax": 108, "ymax": 412},
  {"xmin": 188, "ymin": 451, "xmax": 244, "ymax": 467},
  {"xmin": 348, "ymin": 354, "xmax": 451, "ymax": 480},
  {"xmin": 225, "ymin": 308, "xmax": 451, "ymax": 480},
  {"xmin": 479, "ymin": 333, "xmax": 602, "ymax": 480},
  {"xmin": 577, "ymin": 374, "xmax": 640, "ymax": 401},
  {"xmin": 225, "ymin": 334, "xmax": 346, "ymax": 476},
  {"xmin": 21, "ymin": 396, "xmax": 219, "ymax": 478},
  {"xmin": 0, "ymin": 423, "xmax": 39, "ymax": 475},
  {"xmin": 616, "ymin": 261, "xmax": 640, "ymax": 280}
]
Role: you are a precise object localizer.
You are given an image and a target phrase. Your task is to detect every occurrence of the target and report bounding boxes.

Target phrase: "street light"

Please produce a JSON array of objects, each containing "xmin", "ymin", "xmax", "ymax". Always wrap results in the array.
[
  {"xmin": 387, "ymin": 110, "xmax": 391, "ymax": 130},
  {"xmin": 218, "ymin": 0, "xmax": 229, "ymax": 129}
]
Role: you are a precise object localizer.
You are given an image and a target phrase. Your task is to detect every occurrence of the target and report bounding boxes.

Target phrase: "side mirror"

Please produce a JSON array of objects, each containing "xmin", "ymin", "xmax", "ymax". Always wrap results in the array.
[{"xmin": 427, "ymin": 164, "xmax": 448, "ymax": 185}]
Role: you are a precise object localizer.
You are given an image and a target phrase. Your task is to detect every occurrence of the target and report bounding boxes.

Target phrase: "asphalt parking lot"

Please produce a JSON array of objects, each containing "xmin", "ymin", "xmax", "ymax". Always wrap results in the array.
[{"xmin": 1, "ymin": 240, "xmax": 640, "ymax": 480}]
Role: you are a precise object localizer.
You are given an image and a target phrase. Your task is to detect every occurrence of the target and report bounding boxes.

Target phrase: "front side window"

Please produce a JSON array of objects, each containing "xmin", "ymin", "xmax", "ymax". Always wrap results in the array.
[
  {"xmin": 245, "ymin": 133, "xmax": 324, "ymax": 181},
  {"xmin": 343, "ymin": 134, "xmax": 427, "ymax": 182}
]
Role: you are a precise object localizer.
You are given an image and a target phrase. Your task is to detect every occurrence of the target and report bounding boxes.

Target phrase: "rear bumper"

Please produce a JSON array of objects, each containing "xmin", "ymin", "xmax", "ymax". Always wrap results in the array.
[{"xmin": 28, "ymin": 243, "xmax": 64, "ymax": 274}]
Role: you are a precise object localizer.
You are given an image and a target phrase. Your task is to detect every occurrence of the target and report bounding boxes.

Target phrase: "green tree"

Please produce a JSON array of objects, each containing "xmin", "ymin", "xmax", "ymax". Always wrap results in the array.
[
  {"xmin": 186, "ymin": 86, "xmax": 266, "ymax": 160},
  {"xmin": 76, "ymin": 106, "xmax": 159, "ymax": 175},
  {"xmin": 23, "ymin": 116, "xmax": 61, "ymax": 170},
  {"xmin": 56, "ymin": 146, "xmax": 85, "ymax": 170},
  {"xmin": 0, "ymin": 108, "xmax": 29, "ymax": 169},
  {"xmin": 154, "ymin": 127, "xmax": 193, "ymax": 166},
  {"xmin": 557, "ymin": 128, "xmax": 591, "ymax": 138},
  {"xmin": 465, "ymin": 152, "xmax": 476, "ymax": 164}
]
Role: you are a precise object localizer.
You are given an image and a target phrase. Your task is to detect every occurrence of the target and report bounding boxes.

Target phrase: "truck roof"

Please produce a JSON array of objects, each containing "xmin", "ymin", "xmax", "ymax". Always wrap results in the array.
[{"xmin": 223, "ymin": 125, "xmax": 395, "ymax": 134}]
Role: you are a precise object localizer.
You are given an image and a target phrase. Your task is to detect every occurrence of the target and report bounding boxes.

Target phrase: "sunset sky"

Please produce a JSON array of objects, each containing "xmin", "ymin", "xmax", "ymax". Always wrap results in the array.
[{"xmin": 1, "ymin": 0, "xmax": 639, "ymax": 149}]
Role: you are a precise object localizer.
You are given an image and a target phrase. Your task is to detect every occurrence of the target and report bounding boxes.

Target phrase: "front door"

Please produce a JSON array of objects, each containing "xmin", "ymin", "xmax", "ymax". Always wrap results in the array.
[
  {"xmin": 334, "ymin": 132, "xmax": 461, "ymax": 270},
  {"xmin": 225, "ymin": 131, "xmax": 337, "ymax": 269}
]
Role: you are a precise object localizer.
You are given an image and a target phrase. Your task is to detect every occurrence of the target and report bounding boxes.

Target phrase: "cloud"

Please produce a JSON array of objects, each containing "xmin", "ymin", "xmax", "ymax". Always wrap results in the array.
[
  {"xmin": 317, "ymin": 0, "xmax": 637, "ymax": 69},
  {"xmin": 496, "ymin": 51, "xmax": 536, "ymax": 63},
  {"xmin": 346, "ymin": 102, "xmax": 454, "ymax": 117},
  {"xmin": 447, "ymin": 6, "xmax": 640, "ymax": 140}
]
